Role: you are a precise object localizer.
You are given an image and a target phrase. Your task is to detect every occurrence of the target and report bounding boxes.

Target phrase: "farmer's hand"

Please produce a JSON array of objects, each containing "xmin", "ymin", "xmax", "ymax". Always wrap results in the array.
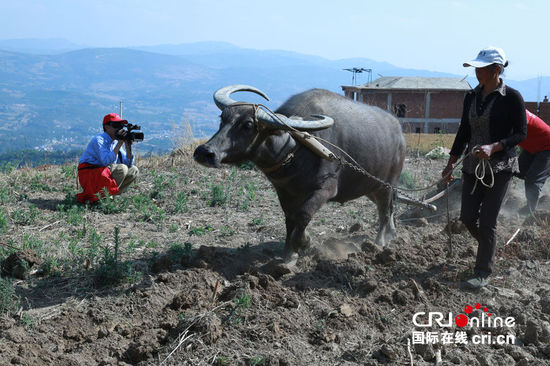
[
  {"xmin": 474, "ymin": 142, "xmax": 503, "ymax": 160},
  {"xmin": 442, "ymin": 155, "xmax": 459, "ymax": 183},
  {"xmin": 442, "ymin": 163, "xmax": 454, "ymax": 183}
]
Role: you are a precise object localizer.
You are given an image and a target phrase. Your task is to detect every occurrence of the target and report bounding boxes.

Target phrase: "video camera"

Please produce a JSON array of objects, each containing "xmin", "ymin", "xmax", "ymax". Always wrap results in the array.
[{"xmin": 116, "ymin": 123, "xmax": 145, "ymax": 142}]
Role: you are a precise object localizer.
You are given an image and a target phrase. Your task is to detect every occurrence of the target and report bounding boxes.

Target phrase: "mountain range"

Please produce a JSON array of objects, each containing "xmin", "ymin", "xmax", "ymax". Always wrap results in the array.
[{"xmin": 0, "ymin": 39, "xmax": 547, "ymax": 155}]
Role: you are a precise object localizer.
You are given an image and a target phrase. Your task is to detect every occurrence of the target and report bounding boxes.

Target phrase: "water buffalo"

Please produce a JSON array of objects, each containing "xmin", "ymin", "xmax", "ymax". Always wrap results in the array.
[{"xmin": 194, "ymin": 85, "xmax": 406, "ymax": 259}]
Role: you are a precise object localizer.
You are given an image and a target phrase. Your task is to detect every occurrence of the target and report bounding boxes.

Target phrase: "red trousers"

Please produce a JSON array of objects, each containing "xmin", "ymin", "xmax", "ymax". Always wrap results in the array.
[{"xmin": 76, "ymin": 163, "xmax": 119, "ymax": 203}]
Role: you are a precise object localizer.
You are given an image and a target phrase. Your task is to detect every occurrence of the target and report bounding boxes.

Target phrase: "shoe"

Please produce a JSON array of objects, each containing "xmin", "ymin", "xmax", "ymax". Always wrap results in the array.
[{"xmin": 465, "ymin": 276, "xmax": 489, "ymax": 289}]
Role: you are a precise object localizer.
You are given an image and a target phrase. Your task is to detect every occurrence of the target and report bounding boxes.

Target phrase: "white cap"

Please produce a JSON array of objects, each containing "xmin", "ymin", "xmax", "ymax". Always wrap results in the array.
[{"xmin": 463, "ymin": 46, "xmax": 508, "ymax": 68}]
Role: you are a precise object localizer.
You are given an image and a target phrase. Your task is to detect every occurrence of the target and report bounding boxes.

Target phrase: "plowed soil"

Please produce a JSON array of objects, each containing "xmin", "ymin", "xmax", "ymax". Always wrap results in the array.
[{"xmin": 1, "ymin": 151, "xmax": 550, "ymax": 366}]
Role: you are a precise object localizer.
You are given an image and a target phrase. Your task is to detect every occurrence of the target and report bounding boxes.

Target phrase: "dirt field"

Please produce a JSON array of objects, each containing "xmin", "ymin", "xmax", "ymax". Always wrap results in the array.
[{"xmin": 1, "ymin": 147, "xmax": 550, "ymax": 366}]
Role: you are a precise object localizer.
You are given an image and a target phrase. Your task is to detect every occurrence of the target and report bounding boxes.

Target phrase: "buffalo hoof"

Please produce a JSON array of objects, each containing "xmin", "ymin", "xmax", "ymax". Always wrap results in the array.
[{"xmin": 282, "ymin": 247, "xmax": 299, "ymax": 264}]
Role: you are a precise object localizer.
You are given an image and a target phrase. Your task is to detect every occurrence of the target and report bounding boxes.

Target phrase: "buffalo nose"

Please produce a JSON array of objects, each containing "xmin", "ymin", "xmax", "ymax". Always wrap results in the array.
[{"xmin": 193, "ymin": 144, "xmax": 216, "ymax": 163}]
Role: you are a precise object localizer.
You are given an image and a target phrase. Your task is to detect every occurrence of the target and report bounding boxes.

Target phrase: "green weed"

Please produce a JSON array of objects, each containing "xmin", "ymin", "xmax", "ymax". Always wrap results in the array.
[
  {"xmin": 61, "ymin": 165, "xmax": 77, "ymax": 180},
  {"xmin": 150, "ymin": 171, "xmax": 175, "ymax": 200},
  {"xmin": 0, "ymin": 207, "xmax": 8, "ymax": 234},
  {"xmin": 238, "ymin": 161, "xmax": 255, "ymax": 170},
  {"xmin": 0, "ymin": 277, "xmax": 19, "ymax": 315},
  {"xmin": 95, "ymin": 188, "xmax": 127, "ymax": 214},
  {"xmin": 399, "ymin": 169, "xmax": 416, "ymax": 189},
  {"xmin": 226, "ymin": 293, "xmax": 251, "ymax": 325},
  {"xmin": 94, "ymin": 227, "xmax": 141, "ymax": 287},
  {"xmin": 65, "ymin": 205, "xmax": 85, "ymax": 225},
  {"xmin": 29, "ymin": 174, "xmax": 56, "ymax": 192},
  {"xmin": 210, "ymin": 184, "xmax": 228, "ymax": 207},
  {"xmin": 20, "ymin": 313, "xmax": 36, "ymax": 329},
  {"xmin": 251, "ymin": 214, "xmax": 264, "ymax": 226},
  {"xmin": 11, "ymin": 205, "xmax": 40, "ymax": 225},
  {"xmin": 167, "ymin": 242, "xmax": 192, "ymax": 261},
  {"xmin": 188, "ymin": 225, "xmax": 213, "ymax": 236},
  {"xmin": 0, "ymin": 162, "xmax": 15, "ymax": 174},
  {"xmin": 249, "ymin": 357, "xmax": 266, "ymax": 366},
  {"xmin": 0, "ymin": 185, "xmax": 16, "ymax": 205},
  {"xmin": 173, "ymin": 191, "xmax": 188, "ymax": 213},
  {"xmin": 215, "ymin": 356, "xmax": 228, "ymax": 366},
  {"xmin": 40, "ymin": 255, "xmax": 62, "ymax": 277},
  {"xmin": 240, "ymin": 181, "xmax": 257, "ymax": 211},
  {"xmin": 21, "ymin": 234, "xmax": 45, "ymax": 251}
]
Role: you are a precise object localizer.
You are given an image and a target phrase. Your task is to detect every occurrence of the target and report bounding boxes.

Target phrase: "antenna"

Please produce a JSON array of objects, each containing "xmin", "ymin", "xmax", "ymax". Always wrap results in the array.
[
  {"xmin": 343, "ymin": 67, "xmax": 372, "ymax": 85},
  {"xmin": 537, "ymin": 75, "xmax": 541, "ymax": 106}
]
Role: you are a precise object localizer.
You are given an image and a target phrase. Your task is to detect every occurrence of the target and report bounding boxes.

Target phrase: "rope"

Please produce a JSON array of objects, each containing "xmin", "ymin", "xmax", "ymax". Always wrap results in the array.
[{"xmin": 470, "ymin": 145, "xmax": 495, "ymax": 194}]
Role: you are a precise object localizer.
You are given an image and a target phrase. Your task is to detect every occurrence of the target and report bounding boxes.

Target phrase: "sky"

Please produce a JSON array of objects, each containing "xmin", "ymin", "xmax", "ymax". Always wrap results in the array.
[{"xmin": 1, "ymin": 0, "xmax": 549, "ymax": 80}]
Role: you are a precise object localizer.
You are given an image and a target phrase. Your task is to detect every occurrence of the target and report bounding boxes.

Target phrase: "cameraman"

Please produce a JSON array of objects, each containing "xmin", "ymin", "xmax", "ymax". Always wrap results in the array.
[{"xmin": 76, "ymin": 113, "xmax": 139, "ymax": 203}]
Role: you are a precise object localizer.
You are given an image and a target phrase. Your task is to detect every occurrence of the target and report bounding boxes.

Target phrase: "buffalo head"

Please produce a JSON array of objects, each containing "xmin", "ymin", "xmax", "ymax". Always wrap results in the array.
[{"xmin": 193, "ymin": 85, "xmax": 333, "ymax": 168}]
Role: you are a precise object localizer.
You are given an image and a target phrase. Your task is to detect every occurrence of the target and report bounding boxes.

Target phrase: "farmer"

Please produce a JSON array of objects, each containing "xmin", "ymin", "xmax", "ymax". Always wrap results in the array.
[
  {"xmin": 76, "ymin": 113, "xmax": 139, "ymax": 203},
  {"xmin": 442, "ymin": 46, "xmax": 527, "ymax": 289},
  {"xmin": 517, "ymin": 110, "xmax": 550, "ymax": 214}
]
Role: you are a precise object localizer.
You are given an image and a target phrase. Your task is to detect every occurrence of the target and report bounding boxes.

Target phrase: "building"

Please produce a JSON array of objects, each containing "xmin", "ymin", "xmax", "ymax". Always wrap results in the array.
[
  {"xmin": 526, "ymin": 96, "xmax": 550, "ymax": 124},
  {"xmin": 342, "ymin": 77, "xmax": 472, "ymax": 133}
]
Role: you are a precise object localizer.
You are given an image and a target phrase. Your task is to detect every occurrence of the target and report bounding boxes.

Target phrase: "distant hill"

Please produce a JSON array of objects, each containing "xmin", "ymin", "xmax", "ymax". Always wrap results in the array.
[
  {"xmin": 0, "ymin": 38, "xmax": 85, "ymax": 54},
  {"xmin": 0, "ymin": 39, "xmax": 547, "ymax": 156}
]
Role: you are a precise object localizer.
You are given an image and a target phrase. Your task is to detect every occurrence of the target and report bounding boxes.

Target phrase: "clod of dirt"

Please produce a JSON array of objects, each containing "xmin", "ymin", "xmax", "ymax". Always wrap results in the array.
[
  {"xmin": 261, "ymin": 259, "xmax": 293, "ymax": 279},
  {"xmin": 414, "ymin": 218, "xmax": 429, "ymax": 227},
  {"xmin": 542, "ymin": 344, "xmax": 550, "ymax": 358},
  {"xmin": 506, "ymin": 345, "xmax": 535, "ymax": 362},
  {"xmin": 358, "ymin": 278, "xmax": 378, "ymax": 295},
  {"xmin": 190, "ymin": 313, "xmax": 222, "ymax": 344},
  {"xmin": 443, "ymin": 218, "xmax": 466, "ymax": 233},
  {"xmin": 348, "ymin": 222, "xmax": 363, "ymax": 233},
  {"xmin": 2, "ymin": 250, "xmax": 42, "ymax": 279},
  {"xmin": 150, "ymin": 255, "xmax": 173, "ymax": 273},
  {"xmin": 391, "ymin": 289, "xmax": 409, "ymax": 305},
  {"xmin": 414, "ymin": 342, "xmax": 435, "ymax": 361},
  {"xmin": 361, "ymin": 239, "xmax": 381, "ymax": 254},
  {"xmin": 523, "ymin": 320, "xmax": 540, "ymax": 345},
  {"xmin": 376, "ymin": 344, "xmax": 398, "ymax": 361},
  {"xmin": 540, "ymin": 297, "xmax": 550, "ymax": 315},
  {"xmin": 169, "ymin": 290, "xmax": 208, "ymax": 310},
  {"xmin": 125, "ymin": 338, "xmax": 158, "ymax": 364},
  {"xmin": 339, "ymin": 304, "xmax": 354, "ymax": 317},
  {"xmin": 375, "ymin": 248, "xmax": 397, "ymax": 264}
]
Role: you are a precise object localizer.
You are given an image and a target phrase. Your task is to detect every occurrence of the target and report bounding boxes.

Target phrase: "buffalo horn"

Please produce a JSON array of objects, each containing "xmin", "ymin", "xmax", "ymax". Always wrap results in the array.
[{"xmin": 213, "ymin": 84, "xmax": 334, "ymax": 131}]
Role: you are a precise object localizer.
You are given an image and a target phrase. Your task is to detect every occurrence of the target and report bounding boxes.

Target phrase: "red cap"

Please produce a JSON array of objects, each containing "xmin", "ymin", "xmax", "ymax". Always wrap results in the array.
[{"xmin": 102, "ymin": 113, "xmax": 128, "ymax": 125}]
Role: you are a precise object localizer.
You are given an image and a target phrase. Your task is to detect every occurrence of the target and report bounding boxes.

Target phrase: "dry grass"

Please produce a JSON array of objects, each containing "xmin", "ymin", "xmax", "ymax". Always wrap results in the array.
[{"xmin": 404, "ymin": 133, "xmax": 455, "ymax": 154}]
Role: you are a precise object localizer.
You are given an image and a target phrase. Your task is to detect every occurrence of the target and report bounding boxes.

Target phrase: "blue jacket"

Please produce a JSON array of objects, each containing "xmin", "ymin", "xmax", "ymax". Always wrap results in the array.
[{"xmin": 79, "ymin": 132, "xmax": 134, "ymax": 167}]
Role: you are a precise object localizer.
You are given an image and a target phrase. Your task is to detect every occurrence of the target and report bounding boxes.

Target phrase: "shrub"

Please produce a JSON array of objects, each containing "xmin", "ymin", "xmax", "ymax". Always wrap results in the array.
[
  {"xmin": 210, "ymin": 185, "xmax": 227, "ymax": 207},
  {"xmin": 399, "ymin": 169, "xmax": 416, "ymax": 190},
  {"xmin": 94, "ymin": 227, "xmax": 141, "ymax": 287}
]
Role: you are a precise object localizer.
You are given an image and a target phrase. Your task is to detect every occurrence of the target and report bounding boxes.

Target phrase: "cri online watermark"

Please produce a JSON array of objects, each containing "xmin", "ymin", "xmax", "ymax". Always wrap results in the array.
[{"xmin": 411, "ymin": 302, "xmax": 516, "ymax": 345}]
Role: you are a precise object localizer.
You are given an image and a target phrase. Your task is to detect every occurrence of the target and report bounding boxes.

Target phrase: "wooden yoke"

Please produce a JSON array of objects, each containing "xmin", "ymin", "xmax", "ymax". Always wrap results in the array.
[{"xmin": 290, "ymin": 131, "xmax": 335, "ymax": 162}]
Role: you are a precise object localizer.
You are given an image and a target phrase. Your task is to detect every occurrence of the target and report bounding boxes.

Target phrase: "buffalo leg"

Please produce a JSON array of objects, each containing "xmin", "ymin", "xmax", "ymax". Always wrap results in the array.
[
  {"xmin": 369, "ymin": 187, "xmax": 396, "ymax": 246},
  {"xmin": 281, "ymin": 188, "xmax": 334, "ymax": 259}
]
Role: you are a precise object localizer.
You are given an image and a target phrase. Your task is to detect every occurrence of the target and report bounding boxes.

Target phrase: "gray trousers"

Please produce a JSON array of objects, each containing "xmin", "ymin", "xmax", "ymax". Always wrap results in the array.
[
  {"xmin": 518, "ymin": 149, "xmax": 550, "ymax": 211},
  {"xmin": 108, "ymin": 164, "xmax": 139, "ymax": 193},
  {"xmin": 460, "ymin": 172, "xmax": 512, "ymax": 278}
]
